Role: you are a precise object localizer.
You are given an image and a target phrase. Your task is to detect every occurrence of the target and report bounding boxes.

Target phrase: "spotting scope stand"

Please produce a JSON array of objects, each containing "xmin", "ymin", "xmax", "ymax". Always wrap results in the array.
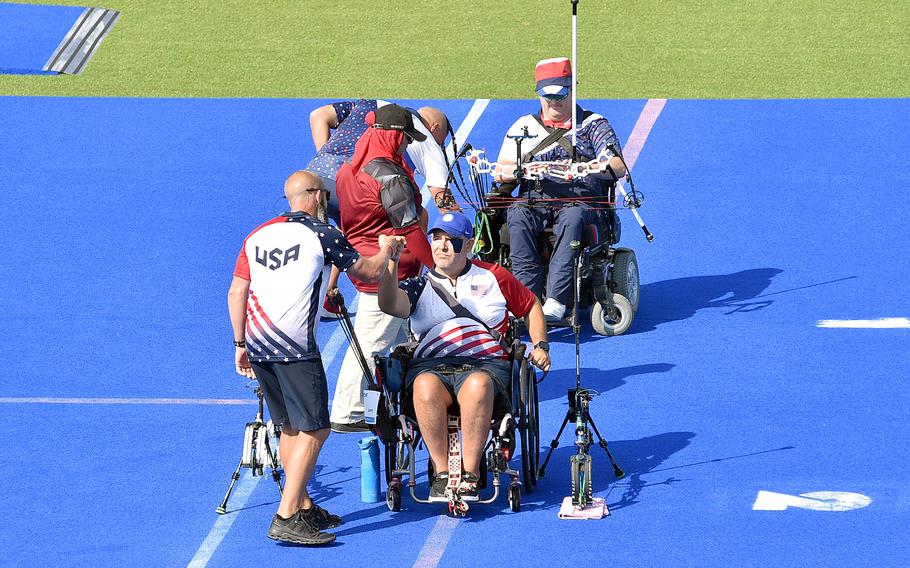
[
  {"xmin": 216, "ymin": 384, "xmax": 283, "ymax": 514},
  {"xmin": 538, "ymin": 240, "xmax": 624, "ymax": 485}
]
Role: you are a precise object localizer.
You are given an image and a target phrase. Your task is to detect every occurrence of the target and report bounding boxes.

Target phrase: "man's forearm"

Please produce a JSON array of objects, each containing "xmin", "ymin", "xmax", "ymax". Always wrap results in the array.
[
  {"xmin": 525, "ymin": 300, "xmax": 547, "ymax": 345},
  {"xmin": 377, "ymin": 258, "xmax": 411, "ymax": 318},
  {"xmin": 227, "ymin": 278, "xmax": 250, "ymax": 341}
]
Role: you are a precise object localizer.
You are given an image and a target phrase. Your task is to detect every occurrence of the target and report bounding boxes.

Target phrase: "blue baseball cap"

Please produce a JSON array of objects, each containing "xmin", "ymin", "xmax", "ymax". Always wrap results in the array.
[{"xmin": 428, "ymin": 211, "xmax": 474, "ymax": 239}]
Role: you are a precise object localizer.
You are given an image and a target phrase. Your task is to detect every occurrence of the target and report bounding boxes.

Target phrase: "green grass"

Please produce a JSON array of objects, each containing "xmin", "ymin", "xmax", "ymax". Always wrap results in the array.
[{"xmin": 1, "ymin": 0, "xmax": 907, "ymax": 98}]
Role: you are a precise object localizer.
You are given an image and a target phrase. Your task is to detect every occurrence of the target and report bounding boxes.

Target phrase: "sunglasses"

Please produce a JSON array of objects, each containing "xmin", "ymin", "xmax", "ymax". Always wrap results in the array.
[
  {"xmin": 305, "ymin": 187, "xmax": 331, "ymax": 197},
  {"xmin": 404, "ymin": 133, "xmax": 415, "ymax": 144},
  {"xmin": 541, "ymin": 92, "xmax": 570, "ymax": 101},
  {"xmin": 431, "ymin": 233, "xmax": 466, "ymax": 253}
]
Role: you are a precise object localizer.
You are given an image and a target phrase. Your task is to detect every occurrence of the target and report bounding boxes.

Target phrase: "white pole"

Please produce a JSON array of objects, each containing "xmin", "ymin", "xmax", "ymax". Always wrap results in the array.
[{"xmin": 571, "ymin": 0, "xmax": 578, "ymax": 155}]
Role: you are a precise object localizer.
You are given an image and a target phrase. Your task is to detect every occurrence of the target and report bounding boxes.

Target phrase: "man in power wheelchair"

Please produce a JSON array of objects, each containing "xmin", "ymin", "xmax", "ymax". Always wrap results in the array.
[
  {"xmin": 375, "ymin": 211, "xmax": 550, "ymax": 514},
  {"xmin": 488, "ymin": 57, "xmax": 640, "ymax": 335}
]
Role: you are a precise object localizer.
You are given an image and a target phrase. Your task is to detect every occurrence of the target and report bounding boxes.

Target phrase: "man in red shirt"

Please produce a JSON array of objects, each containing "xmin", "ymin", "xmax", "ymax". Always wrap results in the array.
[{"xmin": 330, "ymin": 104, "xmax": 437, "ymax": 432}]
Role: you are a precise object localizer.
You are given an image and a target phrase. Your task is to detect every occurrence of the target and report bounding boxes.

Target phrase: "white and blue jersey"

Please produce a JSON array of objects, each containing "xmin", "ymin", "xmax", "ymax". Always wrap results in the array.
[
  {"xmin": 497, "ymin": 106, "xmax": 622, "ymax": 199},
  {"xmin": 398, "ymin": 260, "xmax": 537, "ymax": 360},
  {"xmin": 234, "ymin": 212, "xmax": 359, "ymax": 362}
]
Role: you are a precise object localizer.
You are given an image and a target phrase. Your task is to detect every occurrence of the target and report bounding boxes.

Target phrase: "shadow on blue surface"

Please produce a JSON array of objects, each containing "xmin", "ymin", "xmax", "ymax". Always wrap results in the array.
[
  {"xmin": 457, "ymin": 431, "xmax": 696, "ymax": 520},
  {"xmin": 633, "ymin": 268, "xmax": 785, "ymax": 332},
  {"xmin": 537, "ymin": 363, "xmax": 675, "ymax": 403}
]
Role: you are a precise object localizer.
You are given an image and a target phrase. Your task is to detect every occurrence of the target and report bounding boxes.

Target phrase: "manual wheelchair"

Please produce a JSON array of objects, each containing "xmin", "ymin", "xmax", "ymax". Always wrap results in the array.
[{"xmin": 372, "ymin": 330, "xmax": 540, "ymax": 515}]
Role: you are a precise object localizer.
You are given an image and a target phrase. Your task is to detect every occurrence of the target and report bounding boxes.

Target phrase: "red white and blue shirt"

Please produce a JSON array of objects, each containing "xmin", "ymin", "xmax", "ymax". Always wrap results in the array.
[
  {"xmin": 398, "ymin": 260, "xmax": 537, "ymax": 360},
  {"xmin": 234, "ymin": 212, "xmax": 359, "ymax": 362}
]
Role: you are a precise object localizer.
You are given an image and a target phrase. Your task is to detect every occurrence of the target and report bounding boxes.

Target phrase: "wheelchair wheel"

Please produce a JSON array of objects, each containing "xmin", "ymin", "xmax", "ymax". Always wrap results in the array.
[
  {"xmin": 519, "ymin": 358, "xmax": 538, "ymax": 492},
  {"xmin": 591, "ymin": 293, "xmax": 634, "ymax": 336},
  {"xmin": 509, "ymin": 484, "xmax": 521, "ymax": 512},
  {"xmin": 387, "ymin": 483, "xmax": 401, "ymax": 512},
  {"xmin": 612, "ymin": 249, "xmax": 640, "ymax": 312}
]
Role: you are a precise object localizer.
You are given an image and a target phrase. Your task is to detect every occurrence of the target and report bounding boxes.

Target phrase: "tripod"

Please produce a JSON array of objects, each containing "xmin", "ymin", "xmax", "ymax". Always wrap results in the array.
[
  {"xmin": 537, "ymin": 240, "xmax": 624, "ymax": 506},
  {"xmin": 216, "ymin": 382, "xmax": 283, "ymax": 514}
]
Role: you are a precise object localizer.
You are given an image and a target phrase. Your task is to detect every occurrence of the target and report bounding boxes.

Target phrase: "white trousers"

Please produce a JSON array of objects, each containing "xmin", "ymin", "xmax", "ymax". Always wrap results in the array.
[{"xmin": 329, "ymin": 292, "xmax": 409, "ymax": 424}]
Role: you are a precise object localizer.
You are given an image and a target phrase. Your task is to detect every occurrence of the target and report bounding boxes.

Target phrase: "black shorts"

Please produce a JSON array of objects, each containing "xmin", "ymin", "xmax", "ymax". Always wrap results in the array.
[
  {"xmin": 404, "ymin": 356, "xmax": 511, "ymax": 400},
  {"xmin": 251, "ymin": 359, "xmax": 330, "ymax": 432}
]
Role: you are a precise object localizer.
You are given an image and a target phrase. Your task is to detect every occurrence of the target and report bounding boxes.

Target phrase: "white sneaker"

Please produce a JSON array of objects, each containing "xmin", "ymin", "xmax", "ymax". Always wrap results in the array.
[{"xmin": 542, "ymin": 298, "xmax": 566, "ymax": 322}]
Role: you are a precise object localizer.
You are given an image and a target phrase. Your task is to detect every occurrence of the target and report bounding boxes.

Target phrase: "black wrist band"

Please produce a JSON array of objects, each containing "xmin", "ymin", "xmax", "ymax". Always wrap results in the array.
[{"xmin": 233, "ymin": 340, "xmax": 246, "ymax": 348}]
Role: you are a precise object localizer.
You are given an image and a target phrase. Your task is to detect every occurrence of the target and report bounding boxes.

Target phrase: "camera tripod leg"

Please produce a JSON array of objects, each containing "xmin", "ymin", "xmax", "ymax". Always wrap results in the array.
[
  {"xmin": 216, "ymin": 458, "xmax": 245, "ymax": 514},
  {"xmin": 538, "ymin": 409, "xmax": 572, "ymax": 478},
  {"xmin": 586, "ymin": 415, "xmax": 624, "ymax": 479}
]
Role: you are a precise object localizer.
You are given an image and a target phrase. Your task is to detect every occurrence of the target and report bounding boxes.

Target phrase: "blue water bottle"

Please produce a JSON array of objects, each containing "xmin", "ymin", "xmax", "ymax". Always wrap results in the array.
[{"xmin": 358, "ymin": 436, "xmax": 381, "ymax": 503}]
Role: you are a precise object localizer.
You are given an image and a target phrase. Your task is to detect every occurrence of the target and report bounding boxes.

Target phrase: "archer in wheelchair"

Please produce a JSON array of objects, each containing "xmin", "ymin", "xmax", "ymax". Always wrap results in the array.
[
  {"xmin": 447, "ymin": 57, "xmax": 650, "ymax": 336},
  {"xmin": 374, "ymin": 211, "xmax": 549, "ymax": 515}
]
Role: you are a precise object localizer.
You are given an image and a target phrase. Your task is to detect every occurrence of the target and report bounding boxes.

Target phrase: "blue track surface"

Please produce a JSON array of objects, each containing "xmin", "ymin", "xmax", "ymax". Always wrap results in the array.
[
  {"xmin": 0, "ymin": 96, "xmax": 907, "ymax": 567},
  {"xmin": 0, "ymin": 2, "xmax": 83, "ymax": 74}
]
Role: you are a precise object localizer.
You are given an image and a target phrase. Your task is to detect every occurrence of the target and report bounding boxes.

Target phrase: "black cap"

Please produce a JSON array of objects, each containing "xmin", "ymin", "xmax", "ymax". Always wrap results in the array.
[{"xmin": 373, "ymin": 104, "xmax": 427, "ymax": 142}]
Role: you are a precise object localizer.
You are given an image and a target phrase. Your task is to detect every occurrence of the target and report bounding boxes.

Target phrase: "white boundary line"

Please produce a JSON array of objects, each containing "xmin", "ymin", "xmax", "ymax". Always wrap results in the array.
[
  {"xmin": 623, "ymin": 98, "xmax": 667, "ymax": 171},
  {"xmin": 186, "ymin": 470, "xmax": 258, "ymax": 568},
  {"xmin": 420, "ymin": 98, "xmax": 490, "ymax": 204},
  {"xmin": 0, "ymin": 397, "xmax": 256, "ymax": 405},
  {"xmin": 412, "ymin": 517, "xmax": 460, "ymax": 568},
  {"xmin": 817, "ymin": 318, "xmax": 910, "ymax": 329}
]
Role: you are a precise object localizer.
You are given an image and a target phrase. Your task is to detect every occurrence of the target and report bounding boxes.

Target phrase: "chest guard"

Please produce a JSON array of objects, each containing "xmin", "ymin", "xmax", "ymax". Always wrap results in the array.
[{"xmin": 362, "ymin": 157, "xmax": 421, "ymax": 229}]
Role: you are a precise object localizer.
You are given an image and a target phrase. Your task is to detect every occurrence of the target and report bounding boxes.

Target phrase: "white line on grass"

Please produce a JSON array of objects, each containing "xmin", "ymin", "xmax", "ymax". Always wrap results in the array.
[{"xmin": 817, "ymin": 318, "xmax": 910, "ymax": 329}]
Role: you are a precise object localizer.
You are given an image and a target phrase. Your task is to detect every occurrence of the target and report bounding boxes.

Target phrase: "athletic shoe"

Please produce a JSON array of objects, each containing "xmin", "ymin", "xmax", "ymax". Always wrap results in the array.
[
  {"xmin": 458, "ymin": 473, "xmax": 480, "ymax": 502},
  {"xmin": 429, "ymin": 472, "xmax": 449, "ymax": 502},
  {"xmin": 267, "ymin": 513, "xmax": 336, "ymax": 545},
  {"xmin": 299, "ymin": 503, "xmax": 343, "ymax": 530},
  {"xmin": 542, "ymin": 298, "xmax": 566, "ymax": 322},
  {"xmin": 330, "ymin": 421, "xmax": 371, "ymax": 434}
]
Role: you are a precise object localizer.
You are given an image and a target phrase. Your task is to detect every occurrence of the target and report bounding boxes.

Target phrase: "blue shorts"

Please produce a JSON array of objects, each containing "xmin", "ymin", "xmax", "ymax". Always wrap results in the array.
[
  {"xmin": 405, "ymin": 356, "xmax": 511, "ymax": 400},
  {"xmin": 251, "ymin": 359, "xmax": 330, "ymax": 432}
]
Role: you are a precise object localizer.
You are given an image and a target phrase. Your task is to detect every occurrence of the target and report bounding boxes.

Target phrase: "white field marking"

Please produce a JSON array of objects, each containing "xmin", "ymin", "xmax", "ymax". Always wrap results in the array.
[
  {"xmin": 622, "ymin": 98, "xmax": 667, "ymax": 171},
  {"xmin": 186, "ymin": 471, "xmax": 259, "ymax": 568},
  {"xmin": 753, "ymin": 490, "xmax": 872, "ymax": 512},
  {"xmin": 817, "ymin": 317, "xmax": 910, "ymax": 329},
  {"xmin": 412, "ymin": 516, "xmax": 460, "ymax": 568},
  {"xmin": 187, "ymin": 295, "xmax": 358, "ymax": 567},
  {"xmin": 0, "ymin": 397, "xmax": 255, "ymax": 405},
  {"xmin": 421, "ymin": 98, "xmax": 490, "ymax": 204}
]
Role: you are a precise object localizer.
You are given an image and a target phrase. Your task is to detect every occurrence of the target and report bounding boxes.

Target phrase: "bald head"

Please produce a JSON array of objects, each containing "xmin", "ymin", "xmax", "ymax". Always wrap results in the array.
[
  {"xmin": 418, "ymin": 107, "xmax": 449, "ymax": 146},
  {"xmin": 284, "ymin": 171, "xmax": 325, "ymax": 215}
]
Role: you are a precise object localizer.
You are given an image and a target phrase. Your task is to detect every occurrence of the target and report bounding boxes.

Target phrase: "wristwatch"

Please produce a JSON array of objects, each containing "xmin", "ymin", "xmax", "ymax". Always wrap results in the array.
[
  {"xmin": 233, "ymin": 339, "xmax": 246, "ymax": 348},
  {"xmin": 533, "ymin": 341, "xmax": 549, "ymax": 353}
]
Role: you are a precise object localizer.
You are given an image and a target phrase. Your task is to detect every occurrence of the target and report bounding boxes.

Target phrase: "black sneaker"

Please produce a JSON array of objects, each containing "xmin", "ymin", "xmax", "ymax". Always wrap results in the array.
[
  {"xmin": 330, "ymin": 421, "xmax": 371, "ymax": 434},
  {"xmin": 458, "ymin": 473, "xmax": 480, "ymax": 502},
  {"xmin": 300, "ymin": 503, "xmax": 342, "ymax": 530},
  {"xmin": 267, "ymin": 513, "xmax": 336, "ymax": 545},
  {"xmin": 429, "ymin": 472, "xmax": 449, "ymax": 502}
]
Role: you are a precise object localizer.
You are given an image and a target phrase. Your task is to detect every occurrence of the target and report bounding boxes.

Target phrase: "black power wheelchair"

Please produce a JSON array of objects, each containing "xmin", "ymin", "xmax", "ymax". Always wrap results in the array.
[
  {"xmin": 372, "ymin": 326, "xmax": 540, "ymax": 515},
  {"xmin": 445, "ymin": 143, "xmax": 645, "ymax": 336}
]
